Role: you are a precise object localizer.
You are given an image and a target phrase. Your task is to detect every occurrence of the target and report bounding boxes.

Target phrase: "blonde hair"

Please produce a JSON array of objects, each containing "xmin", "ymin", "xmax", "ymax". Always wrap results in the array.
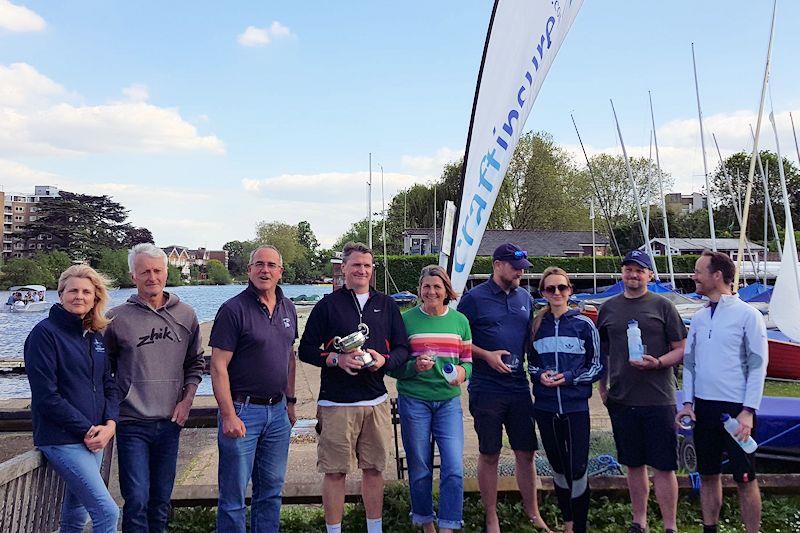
[
  {"xmin": 57, "ymin": 264, "xmax": 113, "ymax": 331},
  {"xmin": 418, "ymin": 264, "xmax": 459, "ymax": 304},
  {"xmin": 532, "ymin": 266, "xmax": 573, "ymax": 336}
]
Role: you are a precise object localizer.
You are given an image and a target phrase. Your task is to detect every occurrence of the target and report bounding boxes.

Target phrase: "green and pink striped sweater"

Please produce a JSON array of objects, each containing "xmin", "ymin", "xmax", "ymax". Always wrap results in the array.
[{"xmin": 390, "ymin": 306, "xmax": 472, "ymax": 401}]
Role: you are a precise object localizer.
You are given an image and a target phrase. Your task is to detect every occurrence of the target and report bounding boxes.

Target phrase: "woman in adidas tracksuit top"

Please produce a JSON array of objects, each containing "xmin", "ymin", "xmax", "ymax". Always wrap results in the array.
[{"xmin": 529, "ymin": 267, "xmax": 603, "ymax": 533}]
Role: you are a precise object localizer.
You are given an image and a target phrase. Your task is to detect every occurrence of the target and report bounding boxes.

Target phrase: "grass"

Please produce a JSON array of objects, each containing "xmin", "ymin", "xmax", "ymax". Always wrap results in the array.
[
  {"xmin": 169, "ymin": 486, "xmax": 800, "ymax": 532},
  {"xmin": 764, "ymin": 379, "xmax": 800, "ymax": 398}
]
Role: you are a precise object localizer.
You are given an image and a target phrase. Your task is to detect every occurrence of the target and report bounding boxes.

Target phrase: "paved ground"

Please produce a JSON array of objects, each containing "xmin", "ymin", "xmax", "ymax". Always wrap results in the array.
[{"xmin": 0, "ymin": 305, "xmax": 614, "ymax": 503}]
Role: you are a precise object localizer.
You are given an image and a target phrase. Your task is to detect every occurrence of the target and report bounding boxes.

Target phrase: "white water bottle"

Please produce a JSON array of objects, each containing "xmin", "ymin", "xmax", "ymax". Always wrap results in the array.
[
  {"xmin": 721, "ymin": 414, "xmax": 758, "ymax": 454},
  {"xmin": 627, "ymin": 320, "xmax": 644, "ymax": 361},
  {"xmin": 442, "ymin": 363, "xmax": 459, "ymax": 384}
]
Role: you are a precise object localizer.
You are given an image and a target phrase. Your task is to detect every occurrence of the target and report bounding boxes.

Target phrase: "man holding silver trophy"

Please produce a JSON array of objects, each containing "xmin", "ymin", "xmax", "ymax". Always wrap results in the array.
[{"xmin": 299, "ymin": 242, "xmax": 410, "ymax": 533}]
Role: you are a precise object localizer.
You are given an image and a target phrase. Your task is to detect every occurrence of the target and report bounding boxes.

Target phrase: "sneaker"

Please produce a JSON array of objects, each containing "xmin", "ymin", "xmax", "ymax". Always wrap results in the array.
[
  {"xmin": 665, "ymin": 530, "xmax": 677, "ymax": 533},
  {"xmin": 627, "ymin": 524, "xmax": 647, "ymax": 533}
]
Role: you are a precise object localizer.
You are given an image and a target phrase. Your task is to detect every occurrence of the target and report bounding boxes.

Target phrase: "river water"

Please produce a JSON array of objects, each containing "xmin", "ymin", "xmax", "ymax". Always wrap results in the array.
[{"xmin": 0, "ymin": 284, "xmax": 330, "ymax": 399}]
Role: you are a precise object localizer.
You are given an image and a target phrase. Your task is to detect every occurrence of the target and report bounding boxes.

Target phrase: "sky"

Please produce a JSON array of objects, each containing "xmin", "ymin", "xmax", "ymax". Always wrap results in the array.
[{"xmin": 1, "ymin": 1, "xmax": 799, "ymax": 249}]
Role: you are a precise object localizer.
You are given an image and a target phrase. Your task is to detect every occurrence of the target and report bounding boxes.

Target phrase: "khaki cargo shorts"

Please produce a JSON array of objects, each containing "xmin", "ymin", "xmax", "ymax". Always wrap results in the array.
[{"xmin": 316, "ymin": 401, "xmax": 390, "ymax": 474}]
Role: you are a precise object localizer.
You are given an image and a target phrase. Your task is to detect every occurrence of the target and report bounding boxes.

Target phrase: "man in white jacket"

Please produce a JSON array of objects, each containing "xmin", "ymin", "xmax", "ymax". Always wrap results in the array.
[{"xmin": 676, "ymin": 250, "xmax": 768, "ymax": 533}]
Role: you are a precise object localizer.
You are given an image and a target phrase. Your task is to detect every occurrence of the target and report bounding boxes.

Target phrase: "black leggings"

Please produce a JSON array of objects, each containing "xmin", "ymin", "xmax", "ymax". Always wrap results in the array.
[{"xmin": 534, "ymin": 409, "xmax": 591, "ymax": 533}]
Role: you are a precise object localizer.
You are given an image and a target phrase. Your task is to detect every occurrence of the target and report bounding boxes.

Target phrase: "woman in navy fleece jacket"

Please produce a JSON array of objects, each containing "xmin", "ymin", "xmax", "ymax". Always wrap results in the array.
[{"xmin": 24, "ymin": 264, "xmax": 119, "ymax": 533}]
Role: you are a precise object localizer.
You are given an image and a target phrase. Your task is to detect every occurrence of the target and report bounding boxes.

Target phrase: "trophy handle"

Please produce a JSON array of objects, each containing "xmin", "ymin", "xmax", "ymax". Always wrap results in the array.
[
  {"xmin": 332, "ymin": 336, "xmax": 342, "ymax": 351},
  {"xmin": 358, "ymin": 323, "xmax": 369, "ymax": 336}
]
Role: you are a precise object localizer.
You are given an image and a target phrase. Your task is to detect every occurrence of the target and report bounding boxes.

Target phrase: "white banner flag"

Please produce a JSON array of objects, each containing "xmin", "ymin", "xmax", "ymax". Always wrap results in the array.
[{"xmin": 449, "ymin": 0, "xmax": 584, "ymax": 294}]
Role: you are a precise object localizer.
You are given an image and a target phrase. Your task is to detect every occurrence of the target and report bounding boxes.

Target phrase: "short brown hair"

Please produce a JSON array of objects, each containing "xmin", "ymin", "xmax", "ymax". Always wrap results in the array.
[
  {"xmin": 418, "ymin": 264, "xmax": 459, "ymax": 304},
  {"xmin": 701, "ymin": 250, "xmax": 736, "ymax": 285},
  {"xmin": 342, "ymin": 242, "xmax": 373, "ymax": 263},
  {"xmin": 57, "ymin": 264, "xmax": 113, "ymax": 331}
]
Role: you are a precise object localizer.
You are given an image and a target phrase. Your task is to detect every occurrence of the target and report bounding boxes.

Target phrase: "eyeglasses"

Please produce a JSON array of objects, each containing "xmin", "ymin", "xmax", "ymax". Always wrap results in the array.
[
  {"xmin": 543, "ymin": 284, "xmax": 570, "ymax": 294},
  {"xmin": 250, "ymin": 261, "xmax": 282, "ymax": 271}
]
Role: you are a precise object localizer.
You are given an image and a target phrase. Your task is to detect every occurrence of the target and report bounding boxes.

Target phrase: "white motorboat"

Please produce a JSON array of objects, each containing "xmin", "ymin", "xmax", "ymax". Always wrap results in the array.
[{"xmin": 4, "ymin": 285, "xmax": 51, "ymax": 313}]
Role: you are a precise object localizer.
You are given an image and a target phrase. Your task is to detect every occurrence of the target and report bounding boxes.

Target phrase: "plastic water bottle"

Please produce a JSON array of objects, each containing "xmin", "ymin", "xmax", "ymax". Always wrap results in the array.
[
  {"xmin": 627, "ymin": 320, "xmax": 644, "ymax": 361},
  {"xmin": 721, "ymin": 414, "xmax": 758, "ymax": 453},
  {"xmin": 442, "ymin": 363, "xmax": 459, "ymax": 384}
]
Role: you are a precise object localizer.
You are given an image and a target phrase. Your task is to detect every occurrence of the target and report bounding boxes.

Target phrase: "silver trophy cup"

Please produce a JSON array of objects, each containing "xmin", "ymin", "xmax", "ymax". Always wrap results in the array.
[{"xmin": 332, "ymin": 323, "xmax": 374, "ymax": 369}]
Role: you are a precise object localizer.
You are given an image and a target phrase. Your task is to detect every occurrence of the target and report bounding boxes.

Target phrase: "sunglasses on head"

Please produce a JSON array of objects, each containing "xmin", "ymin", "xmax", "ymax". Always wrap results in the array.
[{"xmin": 543, "ymin": 284, "xmax": 570, "ymax": 295}]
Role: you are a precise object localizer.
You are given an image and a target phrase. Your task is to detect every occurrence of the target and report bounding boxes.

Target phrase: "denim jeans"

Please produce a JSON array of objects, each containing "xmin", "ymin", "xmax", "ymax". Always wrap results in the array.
[
  {"xmin": 217, "ymin": 399, "xmax": 291, "ymax": 533},
  {"xmin": 116, "ymin": 419, "xmax": 182, "ymax": 532},
  {"xmin": 398, "ymin": 395, "xmax": 464, "ymax": 530},
  {"xmin": 39, "ymin": 444, "xmax": 119, "ymax": 533}
]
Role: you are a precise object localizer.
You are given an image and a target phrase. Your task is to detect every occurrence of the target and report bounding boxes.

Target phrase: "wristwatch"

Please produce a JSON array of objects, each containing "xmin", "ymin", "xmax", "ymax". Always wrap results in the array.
[
  {"xmin": 286, "ymin": 396, "xmax": 297, "ymax": 404},
  {"xmin": 329, "ymin": 354, "xmax": 339, "ymax": 367}
]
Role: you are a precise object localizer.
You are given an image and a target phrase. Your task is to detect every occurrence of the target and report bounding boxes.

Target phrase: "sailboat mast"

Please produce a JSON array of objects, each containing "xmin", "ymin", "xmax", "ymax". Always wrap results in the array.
[
  {"xmin": 769, "ymin": 111, "xmax": 800, "ymax": 303},
  {"xmin": 571, "ymin": 114, "xmax": 624, "ymax": 259},
  {"xmin": 645, "ymin": 131, "xmax": 653, "ymax": 239},
  {"xmin": 792, "ymin": 112, "xmax": 800, "ymax": 165},
  {"xmin": 733, "ymin": 0, "xmax": 776, "ymax": 290},
  {"xmin": 611, "ymin": 99, "xmax": 660, "ymax": 280},
  {"xmin": 692, "ymin": 43, "xmax": 717, "ymax": 250},
  {"xmin": 591, "ymin": 199, "xmax": 597, "ymax": 293},
  {"xmin": 649, "ymin": 92, "xmax": 676, "ymax": 287},
  {"xmin": 749, "ymin": 125, "xmax": 782, "ymax": 257}
]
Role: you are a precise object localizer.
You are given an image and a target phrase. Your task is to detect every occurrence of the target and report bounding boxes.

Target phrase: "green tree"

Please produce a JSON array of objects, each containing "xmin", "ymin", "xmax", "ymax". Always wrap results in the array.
[
  {"xmin": 710, "ymin": 150, "xmax": 800, "ymax": 240},
  {"xmin": 35, "ymin": 250, "xmax": 72, "ymax": 283},
  {"xmin": 494, "ymin": 131, "xmax": 591, "ymax": 229},
  {"xmin": 206, "ymin": 259, "xmax": 232, "ymax": 285},
  {"xmin": 95, "ymin": 248, "xmax": 133, "ymax": 288},
  {"xmin": 295, "ymin": 220, "xmax": 323, "ymax": 282},
  {"xmin": 166, "ymin": 265, "xmax": 183, "ymax": 287},
  {"xmin": 16, "ymin": 191, "xmax": 153, "ymax": 262},
  {"xmin": 585, "ymin": 154, "xmax": 671, "ymax": 224},
  {"xmin": 254, "ymin": 221, "xmax": 305, "ymax": 265},
  {"xmin": 223, "ymin": 240, "xmax": 257, "ymax": 277},
  {"xmin": 0, "ymin": 258, "xmax": 54, "ymax": 289}
]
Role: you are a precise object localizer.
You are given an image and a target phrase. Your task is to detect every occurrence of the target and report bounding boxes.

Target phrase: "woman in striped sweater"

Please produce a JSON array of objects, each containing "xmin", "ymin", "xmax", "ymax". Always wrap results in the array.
[{"xmin": 390, "ymin": 265, "xmax": 472, "ymax": 533}]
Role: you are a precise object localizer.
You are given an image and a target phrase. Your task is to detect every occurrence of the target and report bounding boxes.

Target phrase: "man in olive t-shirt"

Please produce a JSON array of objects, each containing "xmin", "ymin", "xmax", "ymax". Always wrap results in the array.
[{"xmin": 597, "ymin": 250, "xmax": 687, "ymax": 533}]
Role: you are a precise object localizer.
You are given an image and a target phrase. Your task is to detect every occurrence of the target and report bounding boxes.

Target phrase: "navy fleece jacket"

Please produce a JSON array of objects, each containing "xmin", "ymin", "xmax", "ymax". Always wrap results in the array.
[{"xmin": 25, "ymin": 304, "xmax": 118, "ymax": 446}]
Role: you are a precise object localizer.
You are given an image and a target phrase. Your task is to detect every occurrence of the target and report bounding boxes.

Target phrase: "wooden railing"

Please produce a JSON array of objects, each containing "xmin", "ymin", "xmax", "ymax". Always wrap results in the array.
[
  {"xmin": 0, "ymin": 440, "xmax": 114, "ymax": 533},
  {"xmin": 0, "ymin": 450, "xmax": 65, "ymax": 533}
]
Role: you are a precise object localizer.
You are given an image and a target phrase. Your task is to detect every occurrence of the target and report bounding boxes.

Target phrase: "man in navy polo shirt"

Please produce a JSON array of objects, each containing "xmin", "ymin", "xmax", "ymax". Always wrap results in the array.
[
  {"xmin": 457, "ymin": 243, "xmax": 549, "ymax": 533},
  {"xmin": 209, "ymin": 245, "xmax": 298, "ymax": 533}
]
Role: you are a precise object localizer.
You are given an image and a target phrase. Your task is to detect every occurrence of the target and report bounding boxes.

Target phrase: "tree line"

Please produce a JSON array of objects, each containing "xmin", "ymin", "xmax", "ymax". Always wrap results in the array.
[
  {"xmin": 335, "ymin": 131, "xmax": 800, "ymax": 257},
  {"xmin": 0, "ymin": 191, "xmax": 232, "ymax": 289}
]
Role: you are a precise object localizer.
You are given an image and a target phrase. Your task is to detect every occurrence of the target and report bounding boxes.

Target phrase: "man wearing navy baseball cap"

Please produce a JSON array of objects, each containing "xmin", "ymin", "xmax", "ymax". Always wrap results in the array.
[
  {"xmin": 596, "ymin": 250, "xmax": 687, "ymax": 533},
  {"xmin": 457, "ymin": 243, "xmax": 549, "ymax": 532}
]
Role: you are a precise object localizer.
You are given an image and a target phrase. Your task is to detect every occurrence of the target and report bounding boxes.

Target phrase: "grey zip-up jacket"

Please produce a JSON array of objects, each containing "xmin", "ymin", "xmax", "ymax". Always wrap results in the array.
[{"xmin": 104, "ymin": 292, "xmax": 204, "ymax": 421}]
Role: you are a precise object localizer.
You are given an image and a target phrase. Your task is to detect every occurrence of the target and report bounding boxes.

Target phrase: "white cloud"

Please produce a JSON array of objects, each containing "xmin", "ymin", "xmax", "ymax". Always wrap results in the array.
[
  {"xmin": 121, "ymin": 84, "xmax": 149, "ymax": 103},
  {"xmin": 401, "ymin": 146, "xmax": 462, "ymax": 177},
  {"xmin": 0, "ymin": 63, "xmax": 224, "ymax": 156},
  {"xmin": 267, "ymin": 21, "xmax": 292, "ymax": 39},
  {"xmin": 0, "ymin": 0, "xmax": 45, "ymax": 33},
  {"xmin": 237, "ymin": 21, "xmax": 293, "ymax": 47},
  {"xmin": 0, "ymin": 62, "xmax": 64, "ymax": 108}
]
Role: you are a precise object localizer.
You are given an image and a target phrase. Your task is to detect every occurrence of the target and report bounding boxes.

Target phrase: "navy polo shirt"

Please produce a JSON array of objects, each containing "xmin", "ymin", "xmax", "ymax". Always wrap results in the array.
[
  {"xmin": 457, "ymin": 277, "xmax": 532, "ymax": 394},
  {"xmin": 209, "ymin": 283, "xmax": 297, "ymax": 397}
]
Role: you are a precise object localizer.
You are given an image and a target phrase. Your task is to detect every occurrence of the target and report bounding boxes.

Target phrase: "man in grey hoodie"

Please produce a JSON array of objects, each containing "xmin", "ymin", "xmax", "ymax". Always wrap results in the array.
[{"xmin": 105, "ymin": 243, "xmax": 204, "ymax": 532}]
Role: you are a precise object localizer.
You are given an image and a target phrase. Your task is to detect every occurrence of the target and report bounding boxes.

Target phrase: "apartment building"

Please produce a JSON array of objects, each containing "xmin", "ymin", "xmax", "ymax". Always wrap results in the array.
[
  {"xmin": 1, "ymin": 186, "xmax": 60, "ymax": 262},
  {"xmin": 664, "ymin": 192, "xmax": 707, "ymax": 215}
]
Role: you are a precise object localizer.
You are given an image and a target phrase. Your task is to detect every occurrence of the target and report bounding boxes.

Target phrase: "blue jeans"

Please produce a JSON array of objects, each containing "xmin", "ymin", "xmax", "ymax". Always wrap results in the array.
[
  {"xmin": 39, "ymin": 444, "xmax": 119, "ymax": 533},
  {"xmin": 217, "ymin": 400, "xmax": 291, "ymax": 533},
  {"xmin": 398, "ymin": 395, "xmax": 464, "ymax": 530},
  {"xmin": 116, "ymin": 419, "xmax": 182, "ymax": 532}
]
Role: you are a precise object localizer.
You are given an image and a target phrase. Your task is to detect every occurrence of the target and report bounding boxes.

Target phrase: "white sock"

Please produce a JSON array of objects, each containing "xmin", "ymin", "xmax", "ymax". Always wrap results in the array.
[
  {"xmin": 366, "ymin": 517, "xmax": 383, "ymax": 533},
  {"xmin": 325, "ymin": 524, "xmax": 341, "ymax": 533}
]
